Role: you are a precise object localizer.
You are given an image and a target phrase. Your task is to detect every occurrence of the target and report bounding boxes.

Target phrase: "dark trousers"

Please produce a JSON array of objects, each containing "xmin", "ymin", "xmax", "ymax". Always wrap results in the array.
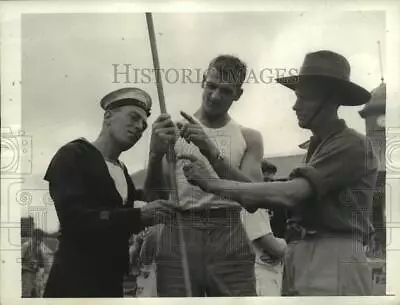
[
  {"xmin": 156, "ymin": 209, "xmax": 256, "ymax": 297},
  {"xmin": 43, "ymin": 253, "xmax": 124, "ymax": 298}
]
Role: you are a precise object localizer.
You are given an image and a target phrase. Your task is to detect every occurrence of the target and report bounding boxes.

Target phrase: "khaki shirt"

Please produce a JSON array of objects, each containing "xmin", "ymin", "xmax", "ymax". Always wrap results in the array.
[{"xmin": 289, "ymin": 119, "xmax": 378, "ymax": 244}]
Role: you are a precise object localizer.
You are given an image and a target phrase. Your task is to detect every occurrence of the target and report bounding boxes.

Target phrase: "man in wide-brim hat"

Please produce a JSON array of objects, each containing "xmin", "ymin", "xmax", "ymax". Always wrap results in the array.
[{"xmin": 180, "ymin": 50, "xmax": 378, "ymax": 296}]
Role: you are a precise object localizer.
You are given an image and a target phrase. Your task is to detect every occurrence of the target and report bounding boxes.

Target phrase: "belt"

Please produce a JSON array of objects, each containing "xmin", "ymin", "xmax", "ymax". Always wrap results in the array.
[
  {"xmin": 285, "ymin": 223, "xmax": 363, "ymax": 244},
  {"xmin": 178, "ymin": 208, "xmax": 241, "ymax": 219},
  {"xmin": 285, "ymin": 222, "xmax": 315, "ymax": 242}
]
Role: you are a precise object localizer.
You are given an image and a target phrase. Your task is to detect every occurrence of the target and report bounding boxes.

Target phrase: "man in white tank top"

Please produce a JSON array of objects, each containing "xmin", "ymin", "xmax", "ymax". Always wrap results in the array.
[{"xmin": 145, "ymin": 55, "xmax": 264, "ymax": 297}]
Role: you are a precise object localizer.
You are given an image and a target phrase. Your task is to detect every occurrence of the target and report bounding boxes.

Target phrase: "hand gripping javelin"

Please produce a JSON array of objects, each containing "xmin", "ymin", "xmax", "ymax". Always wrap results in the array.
[{"xmin": 145, "ymin": 12, "xmax": 192, "ymax": 297}]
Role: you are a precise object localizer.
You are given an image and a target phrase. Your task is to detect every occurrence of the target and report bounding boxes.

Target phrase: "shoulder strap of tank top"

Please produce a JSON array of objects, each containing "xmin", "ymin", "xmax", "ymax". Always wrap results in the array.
[
  {"xmin": 231, "ymin": 119, "xmax": 248, "ymax": 146},
  {"xmin": 225, "ymin": 119, "xmax": 249, "ymax": 169}
]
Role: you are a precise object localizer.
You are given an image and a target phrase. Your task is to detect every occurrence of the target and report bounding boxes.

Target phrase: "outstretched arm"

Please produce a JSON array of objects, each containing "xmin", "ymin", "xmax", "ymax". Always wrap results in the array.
[
  {"xmin": 180, "ymin": 157, "xmax": 313, "ymax": 212},
  {"xmin": 206, "ymin": 178, "xmax": 313, "ymax": 210},
  {"xmin": 182, "ymin": 132, "xmax": 375, "ymax": 212},
  {"xmin": 46, "ymin": 143, "xmax": 180, "ymax": 237}
]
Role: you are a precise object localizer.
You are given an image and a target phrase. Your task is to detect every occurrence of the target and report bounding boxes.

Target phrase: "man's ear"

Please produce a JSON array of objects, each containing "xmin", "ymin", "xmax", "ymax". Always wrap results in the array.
[
  {"xmin": 234, "ymin": 87, "xmax": 243, "ymax": 101},
  {"xmin": 104, "ymin": 110, "xmax": 113, "ymax": 119},
  {"xmin": 103, "ymin": 110, "xmax": 113, "ymax": 125}
]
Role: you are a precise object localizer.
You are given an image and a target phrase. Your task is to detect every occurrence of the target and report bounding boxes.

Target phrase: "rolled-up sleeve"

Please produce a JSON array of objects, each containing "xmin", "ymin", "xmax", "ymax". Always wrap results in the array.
[{"xmin": 290, "ymin": 133, "xmax": 376, "ymax": 200}]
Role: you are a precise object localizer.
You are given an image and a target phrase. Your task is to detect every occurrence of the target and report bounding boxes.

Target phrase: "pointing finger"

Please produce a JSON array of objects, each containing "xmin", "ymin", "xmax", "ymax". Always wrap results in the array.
[{"xmin": 180, "ymin": 111, "xmax": 199, "ymax": 125}]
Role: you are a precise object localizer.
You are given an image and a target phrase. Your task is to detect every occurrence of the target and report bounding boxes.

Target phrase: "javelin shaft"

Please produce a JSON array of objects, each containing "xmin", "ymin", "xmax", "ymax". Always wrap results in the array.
[
  {"xmin": 145, "ymin": 13, "xmax": 178, "ymax": 194},
  {"xmin": 145, "ymin": 12, "xmax": 192, "ymax": 297},
  {"xmin": 377, "ymin": 40, "xmax": 384, "ymax": 82},
  {"xmin": 146, "ymin": 13, "xmax": 167, "ymax": 113}
]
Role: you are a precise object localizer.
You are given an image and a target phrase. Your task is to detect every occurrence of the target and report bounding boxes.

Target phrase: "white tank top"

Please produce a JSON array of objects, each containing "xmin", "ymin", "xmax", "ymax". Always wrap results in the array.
[{"xmin": 174, "ymin": 118, "xmax": 247, "ymax": 210}]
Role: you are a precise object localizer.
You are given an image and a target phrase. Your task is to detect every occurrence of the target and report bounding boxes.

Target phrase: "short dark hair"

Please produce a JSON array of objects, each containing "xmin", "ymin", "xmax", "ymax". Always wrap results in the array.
[
  {"xmin": 261, "ymin": 159, "xmax": 277, "ymax": 174},
  {"xmin": 207, "ymin": 55, "xmax": 247, "ymax": 86}
]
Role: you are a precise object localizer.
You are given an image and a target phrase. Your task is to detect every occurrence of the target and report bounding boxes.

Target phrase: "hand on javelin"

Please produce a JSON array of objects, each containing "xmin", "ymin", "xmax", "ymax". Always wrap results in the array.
[
  {"xmin": 178, "ymin": 154, "xmax": 215, "ymax": 192},
  {"xmin": 177, "ymin": 111, "xmax": 220, "ymax": 160}
]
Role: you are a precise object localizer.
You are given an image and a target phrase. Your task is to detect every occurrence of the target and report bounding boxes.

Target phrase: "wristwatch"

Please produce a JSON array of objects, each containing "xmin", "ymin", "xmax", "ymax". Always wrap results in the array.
[{"xmin": 212, "ymin": 150, "xmax": 225, "ymax": 164}]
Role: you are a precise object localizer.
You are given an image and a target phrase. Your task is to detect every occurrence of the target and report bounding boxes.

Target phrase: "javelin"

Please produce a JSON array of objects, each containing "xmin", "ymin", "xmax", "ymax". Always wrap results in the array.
[{"xmin": 145, "ymin": 12, "xmax": 192, "ymax": 297}]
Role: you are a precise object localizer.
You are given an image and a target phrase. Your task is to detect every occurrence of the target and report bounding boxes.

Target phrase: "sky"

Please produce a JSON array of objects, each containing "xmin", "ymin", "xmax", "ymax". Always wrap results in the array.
[{"xmin": 18, "ymin": 11, "xmax": 386, "ymax": 231}]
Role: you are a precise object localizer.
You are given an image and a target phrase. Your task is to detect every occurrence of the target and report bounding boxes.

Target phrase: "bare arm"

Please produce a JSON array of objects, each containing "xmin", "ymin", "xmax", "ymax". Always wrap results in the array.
[
  {"xmin": 143, "ymin": 114, "xmax": 177, "ymax": 201},
  {"xmin": 204, "ymin": 178, "xmax": 313, "ymax": 211},
  {"xmin": 254, "ymin": 234, "xmax": 287, "ymax": 258},
  {"xmin": 143, "ymin": 154, "xmax": 169, "ymax": 201},
  {"xmin": 241, "ymin": 208, "xmax": 287, "ymax": 258}
]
